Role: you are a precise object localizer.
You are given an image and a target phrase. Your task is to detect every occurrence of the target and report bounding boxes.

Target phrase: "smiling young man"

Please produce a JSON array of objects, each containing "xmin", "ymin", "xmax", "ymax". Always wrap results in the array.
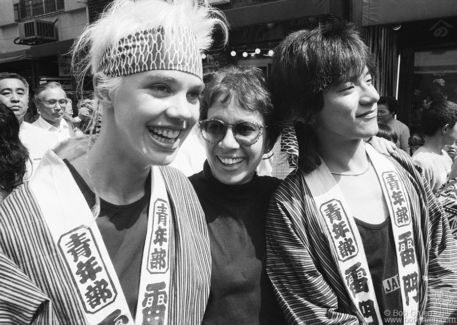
[
  {"xmin": 0, "ymin": 0, "xmax": 227, "ymax": 324},
  {"xmin": 0, "ymin": 72, "xmax": 54, "ymax": 174},
  {"xmin": 266, "ymin": 18, "xmax": 457, "ymax": 325}
]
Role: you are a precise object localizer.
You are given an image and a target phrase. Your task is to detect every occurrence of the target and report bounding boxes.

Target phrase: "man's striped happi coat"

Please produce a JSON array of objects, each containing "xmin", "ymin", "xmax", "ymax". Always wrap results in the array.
[
  {"xmin": 266, "ymin": 149, "xmax": 457, "ymax": 324},
  {"xmin": 0, "ymin": 144, "xmax": 210, "ymax": 324}
]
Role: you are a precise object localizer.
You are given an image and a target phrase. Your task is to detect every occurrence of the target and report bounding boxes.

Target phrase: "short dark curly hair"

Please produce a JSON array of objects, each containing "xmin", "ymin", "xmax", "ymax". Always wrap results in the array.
[
  {"xmin": 421, "ymin": 100, "xmax": 457, "ymax": 136},
  {"xmin": 200, "ymin": 65, "xmax": 280, "ymax": 147},
  {"xmin": 0, "ymin": 103, "xmax": 29, "ymax": 194}
]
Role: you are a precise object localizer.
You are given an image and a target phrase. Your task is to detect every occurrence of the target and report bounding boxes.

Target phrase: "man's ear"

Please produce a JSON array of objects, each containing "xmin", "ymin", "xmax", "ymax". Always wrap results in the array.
[{"xmin": 443, "ymin": 124, "xmax": 450, "ymax": 134}]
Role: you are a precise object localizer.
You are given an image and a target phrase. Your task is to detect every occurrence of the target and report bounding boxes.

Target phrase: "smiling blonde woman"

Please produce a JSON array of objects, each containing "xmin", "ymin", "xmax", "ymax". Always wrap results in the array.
[{"xmin": 0, "ymin": 0, "xmax": 227, "ymax": 324}]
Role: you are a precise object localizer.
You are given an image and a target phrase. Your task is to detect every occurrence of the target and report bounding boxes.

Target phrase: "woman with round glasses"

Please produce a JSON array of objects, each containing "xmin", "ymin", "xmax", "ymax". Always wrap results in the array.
[{"xmin": 189, "ymin": 65, "xmax": 287, "ymax": 324}]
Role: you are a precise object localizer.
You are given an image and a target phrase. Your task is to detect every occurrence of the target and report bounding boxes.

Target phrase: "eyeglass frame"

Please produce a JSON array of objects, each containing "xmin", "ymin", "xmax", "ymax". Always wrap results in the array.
[
  {"xmin": 40, "ymin": 98, "xmax": 69, "ymax": 107},
  {"xmin": 198, "ymin": 118, "xmax": 267, "ymax": 146}
]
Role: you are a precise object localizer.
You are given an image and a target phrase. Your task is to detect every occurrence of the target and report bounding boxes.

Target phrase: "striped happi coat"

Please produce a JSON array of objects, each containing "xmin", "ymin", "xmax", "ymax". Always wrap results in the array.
[
  {"xmin": 266, "ymin": 149, "xmax": 457, "ymax": 324},
  {"xmin": 0, "ymin": 139, "xmax": 211, "ymax": 325}
]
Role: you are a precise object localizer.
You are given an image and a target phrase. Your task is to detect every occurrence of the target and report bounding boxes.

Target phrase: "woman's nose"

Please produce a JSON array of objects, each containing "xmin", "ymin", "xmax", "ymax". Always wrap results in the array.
[{"xmin": 219, "ymin": 127, "xmax": 239, "ymax": 149}]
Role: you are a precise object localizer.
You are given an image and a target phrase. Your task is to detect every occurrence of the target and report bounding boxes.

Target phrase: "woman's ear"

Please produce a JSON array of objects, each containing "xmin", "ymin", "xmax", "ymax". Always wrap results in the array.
[{"xmin": 93, "ymin": 74, "xmax": 112, "ymax": 108}]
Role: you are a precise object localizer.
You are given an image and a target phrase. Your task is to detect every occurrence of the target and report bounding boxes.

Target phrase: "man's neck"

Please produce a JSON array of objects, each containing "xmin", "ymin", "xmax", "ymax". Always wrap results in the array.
[
  {"xmin": 317, "ymin": 134, "xmax": 369, "ymax": 175},
  {"xmin": 42, "ymin": 116, "xmax": 61, "ymax": 128},
  {"xmin": 422, "ymin": 136, "xmax": 445, "ymax": 154}
]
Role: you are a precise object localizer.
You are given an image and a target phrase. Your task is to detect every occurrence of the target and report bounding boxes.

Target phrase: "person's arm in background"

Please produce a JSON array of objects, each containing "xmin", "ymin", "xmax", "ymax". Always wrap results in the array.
[
  {"xmin": 448, "ymin": 158, "xmax": 457, "ymax": 180},
  {"xmin": 400, "ymin": 123, "xmax": 411, "ymax": 155}
]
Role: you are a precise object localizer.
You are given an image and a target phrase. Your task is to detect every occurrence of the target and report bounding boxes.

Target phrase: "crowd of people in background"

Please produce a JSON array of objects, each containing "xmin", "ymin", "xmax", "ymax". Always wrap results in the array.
[{"xmin": 1, "ymin": 0, "xmax": 457, "ymax": 324}]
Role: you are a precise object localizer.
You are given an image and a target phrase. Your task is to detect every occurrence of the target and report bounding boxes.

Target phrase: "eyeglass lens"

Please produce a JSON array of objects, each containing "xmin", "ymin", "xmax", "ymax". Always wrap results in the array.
[
  {"xmin": 46, "ymin": 99, "xmax": 68, "ymax": 106},
  {"xmin": 200, "ymin": 120, "xmax": 262, "ymax": 145}
]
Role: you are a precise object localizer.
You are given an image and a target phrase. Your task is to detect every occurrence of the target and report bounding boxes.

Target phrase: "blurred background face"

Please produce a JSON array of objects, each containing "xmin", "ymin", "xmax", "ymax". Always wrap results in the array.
[
  {"xmin": 65, "ymin": 98, "xmax": 73, "ymax": 116},
  {"xmin": 37, "ymin": 87, "xmax": 67, "ymax": 127},
  {"xmin": 0, "ymin": 78, "xmax": 29, "ymax": 124},
  {"xmin": 444, "ymin": 123, "xmax": 457, "ymax": 146},
  {"xmin": 204, "ymin": 94, "xmax": 270, "ymax": 185},
  {"xmin": 377, "ymin": 104, "xmax": 394, "ymax": 124}
]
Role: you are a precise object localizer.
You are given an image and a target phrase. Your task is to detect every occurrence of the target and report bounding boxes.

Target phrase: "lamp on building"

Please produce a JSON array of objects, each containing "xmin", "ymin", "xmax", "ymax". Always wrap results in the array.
[
  {"xmin": 392, "ymin": 25, "xmax": 402, "ymax": 31},
  {"xmin": 266, "ymin": 42, "xmax": 274, "ymax": 57},
  {"xmin": 242, "ymin": 51, "xmax": 248, "ymax": 58},
  {"xmin": 230, "ymin": 49, "xmax": 236, "ymax": 57},
  {"xmin": 202, "ymin": 53, "xmax": 207, "ymax": 59},
  {"xmin": 255, "ymin": 47, "xmax": 261, "ymax": 54}
]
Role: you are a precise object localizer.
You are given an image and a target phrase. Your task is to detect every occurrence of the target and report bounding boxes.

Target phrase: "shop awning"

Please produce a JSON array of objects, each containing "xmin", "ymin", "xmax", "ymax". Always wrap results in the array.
[
  {"xmin": 0, "ymin": 49, "xmax": 32, "ymax": 64},
  {"xmin": 0, "ymin": 39, "xmax": 74, "ymax": 65},
  {"xmin": 414, "ymin": 48, "xmax": 457, "ymax": 74},
  {"xmin": 362, "ymin": 0, "xmax": 457, "ymax": 26},
  {"xmin": 30, "ymin": 39, "xmax": 75, "ymax": 58},
  {"xmin": 223, "ymin": 0, "xmax": 329, "ymax": 28}
]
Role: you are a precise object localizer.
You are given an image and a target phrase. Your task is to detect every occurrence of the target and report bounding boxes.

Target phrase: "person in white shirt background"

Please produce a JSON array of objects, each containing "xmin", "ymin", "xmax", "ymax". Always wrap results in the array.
[
  {"xmin": 0, "ymin": 72, "xmax": 54, "ymax": 176},
  {"xmin": 32, "ymin": 81, "xmax": 76, "ymax": 145}
]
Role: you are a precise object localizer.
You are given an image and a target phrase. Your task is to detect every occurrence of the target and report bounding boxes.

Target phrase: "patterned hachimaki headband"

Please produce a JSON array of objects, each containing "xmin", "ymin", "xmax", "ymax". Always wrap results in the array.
[{"xmin": 98, "ymin": 27, "xmax": 203, "ymax": 79}]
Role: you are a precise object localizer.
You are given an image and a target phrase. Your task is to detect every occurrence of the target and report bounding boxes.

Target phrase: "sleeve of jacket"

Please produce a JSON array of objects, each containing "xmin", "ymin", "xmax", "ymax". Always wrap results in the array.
[
  {"xmin": 423, "ymin": 174, "xmax": 457, "ymax": 324},
  {"xmin": 0, "ymin": 250, "xmax": 51, "ymax": 325},
  {"xmin": 392, "ymin": 150, "xmax": 457, "ymax": 323},
  {"xmin": 265, "ymin": 175, "xmax": 359, "ymax": 325}
]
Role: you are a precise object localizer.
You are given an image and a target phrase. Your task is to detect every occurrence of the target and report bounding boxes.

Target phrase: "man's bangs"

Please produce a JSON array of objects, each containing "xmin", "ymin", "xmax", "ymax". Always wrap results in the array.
[{"xmin": 329, "ymin": 48, "xmax": 375, "ymax": 87}]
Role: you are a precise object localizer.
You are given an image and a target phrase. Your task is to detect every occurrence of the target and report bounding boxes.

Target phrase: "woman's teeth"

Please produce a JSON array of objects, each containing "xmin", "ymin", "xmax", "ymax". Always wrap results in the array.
[
  {"xmin": 219, "ymin": 157, "xmax": 243, "ymax": 165},
  {"xmin": 149, "ymin": 127, "xmax": 181, "ymax": 144}
]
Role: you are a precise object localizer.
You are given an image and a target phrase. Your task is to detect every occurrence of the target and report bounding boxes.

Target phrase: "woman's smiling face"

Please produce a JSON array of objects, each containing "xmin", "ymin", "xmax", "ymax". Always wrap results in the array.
[
  {"xmin": 110, "ymin": 69, "xmax": 204, "ymax": 167},
  {"xmin": 204, "ymin": 93, "xmax": 270, "ymax": 185}
]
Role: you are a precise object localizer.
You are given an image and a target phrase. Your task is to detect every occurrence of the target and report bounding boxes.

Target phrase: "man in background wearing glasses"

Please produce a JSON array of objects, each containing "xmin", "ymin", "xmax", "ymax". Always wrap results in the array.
[{"xmin": 33, "ymin": 81, "xmax": 75, "ymax": 145}]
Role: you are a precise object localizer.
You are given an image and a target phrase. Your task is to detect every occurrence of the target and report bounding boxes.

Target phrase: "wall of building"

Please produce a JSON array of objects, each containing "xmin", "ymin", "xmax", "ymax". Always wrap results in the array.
[{"xmin": 0, "ymin": 0, "xmax": 87, "ymax": 53}]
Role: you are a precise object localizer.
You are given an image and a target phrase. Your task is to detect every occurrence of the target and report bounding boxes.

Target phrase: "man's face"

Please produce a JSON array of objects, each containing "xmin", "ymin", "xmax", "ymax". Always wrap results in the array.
[
  {"xmin": 0, "ymin": 78, "xmax": 29, "ymax": 124},
  {"xmin": 37, "ymin": 87, "xmax": 67, "ymax": 127}
]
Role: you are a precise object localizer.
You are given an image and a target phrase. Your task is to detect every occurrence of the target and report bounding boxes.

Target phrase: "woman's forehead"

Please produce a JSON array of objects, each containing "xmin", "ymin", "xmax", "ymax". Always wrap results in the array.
[{"xmin": 207, "ymin": 100, "xmax": 264, "ymax": 122}]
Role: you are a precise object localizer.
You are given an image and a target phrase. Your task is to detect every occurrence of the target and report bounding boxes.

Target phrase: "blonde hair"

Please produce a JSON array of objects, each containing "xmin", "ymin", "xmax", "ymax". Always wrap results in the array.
[
  {"xmin": 72, "ymin": 0, "xmax": 228, "ymax": 92},
  {"xmin": 72, "ymin": 0, "xmax": 228, "ymax": 132}
]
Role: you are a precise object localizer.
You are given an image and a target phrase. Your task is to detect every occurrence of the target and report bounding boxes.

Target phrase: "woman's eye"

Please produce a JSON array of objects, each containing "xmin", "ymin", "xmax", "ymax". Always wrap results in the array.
[
  {"xmin": 151, "ymin": 85, "xmax": 170, "ymax": 93},
  {"xmin": 187, "ymin": 91, "xmax": 201, "ymax": 103}
]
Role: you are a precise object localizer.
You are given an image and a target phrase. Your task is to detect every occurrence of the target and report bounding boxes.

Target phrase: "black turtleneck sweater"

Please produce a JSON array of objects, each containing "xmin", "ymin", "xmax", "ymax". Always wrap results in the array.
[{"xmin": 189, "ymin": 161, "xmax": 286, "ymax": 325}]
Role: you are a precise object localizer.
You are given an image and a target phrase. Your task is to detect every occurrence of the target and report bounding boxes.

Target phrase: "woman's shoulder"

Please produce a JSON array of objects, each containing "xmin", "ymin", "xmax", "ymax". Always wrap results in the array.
[
  {"xmin": 257, "ymin": 175, "xmax": 282, "ymax": 187},
  {"xmin": 392, "ymin": 118, "xmax": 410, "ymax": 131}
]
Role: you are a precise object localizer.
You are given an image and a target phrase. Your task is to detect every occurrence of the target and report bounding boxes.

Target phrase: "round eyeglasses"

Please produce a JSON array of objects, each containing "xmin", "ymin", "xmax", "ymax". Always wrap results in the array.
[
  {"xmin": 43, "ymin": 99, "xmax": 68, "ymax": 107},
  {"xmin": 199, "ymin": 119, "xmax": 266, "ymax": 146}
]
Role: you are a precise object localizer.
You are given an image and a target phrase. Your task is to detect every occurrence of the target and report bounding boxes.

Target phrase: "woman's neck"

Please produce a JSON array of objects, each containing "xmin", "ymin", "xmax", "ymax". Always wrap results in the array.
[{"xmin": 72, "ymin": 136, "xmax": 151, "ymax": 205}]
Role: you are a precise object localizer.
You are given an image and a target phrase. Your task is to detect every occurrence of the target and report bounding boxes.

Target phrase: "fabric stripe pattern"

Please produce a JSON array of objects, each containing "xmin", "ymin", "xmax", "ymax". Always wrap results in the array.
[
  {"xmin": 266, "ymin": 149, "xmax": 457, "ymax": 324},
  {"xmin": 0, "ymin": 162, "xmax": 211, "ymax": 324}
]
